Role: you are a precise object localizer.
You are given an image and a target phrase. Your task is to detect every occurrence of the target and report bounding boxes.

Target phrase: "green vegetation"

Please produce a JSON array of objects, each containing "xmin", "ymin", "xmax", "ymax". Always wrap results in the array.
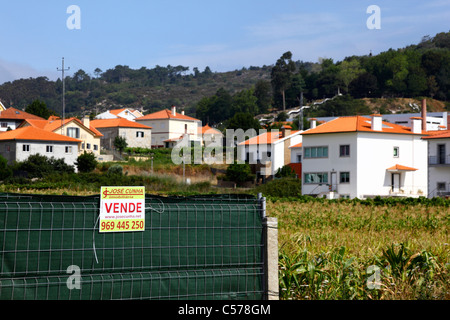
[
  {"xmin": 1, "ymin": 32, "xmax": 449, "ymax": 122},
  {"xmin": 269, "ymin": 199, "xmax": 449, "ymax": 300},
  {"xmin": 75, "ymin": 151, "xmax": 98, "ymax": 173}
]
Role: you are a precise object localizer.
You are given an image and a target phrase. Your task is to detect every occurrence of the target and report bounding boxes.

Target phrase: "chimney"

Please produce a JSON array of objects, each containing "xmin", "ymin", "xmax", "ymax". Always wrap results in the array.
[
  {"xmin": 281, "ymin": 125, "xmax": 291, "ymax": 138},
  {"xmin": 309, "ymin": 118, "xmax": 317, "ymax": 129},
  {"xmin": 371, "ymin": 114, "xmax": 382, "ymax": 131},
  {"xmin": 410, "ymin": 117, "xmax": 422, "ymax": 134},
  {"xmin": 171, "ymin": 105, "xmax": 176, "ymax": 116},
  {"xmin": 181, "ymin": 109, "xmax": 185, "ymax": 115},
  {"xmin": 421, "ymin": 99, "xmax": 427, "ymax": 131},
  {"xmin": 82, "ymin": 115, "xmax": 90, "ymax": 129}
]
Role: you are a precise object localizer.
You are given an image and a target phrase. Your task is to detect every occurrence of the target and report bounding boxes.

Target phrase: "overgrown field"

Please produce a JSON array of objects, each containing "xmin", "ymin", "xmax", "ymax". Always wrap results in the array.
[{"xmin": 267, "ymin": 198, "xmax": 449, "ymax": 300}]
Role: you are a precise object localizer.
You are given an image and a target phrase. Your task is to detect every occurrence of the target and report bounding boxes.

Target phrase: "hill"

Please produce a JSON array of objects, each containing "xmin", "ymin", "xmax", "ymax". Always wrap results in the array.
[{"xmin": 0, "ymin": 31, "xmax": 449, "ymax": 123}]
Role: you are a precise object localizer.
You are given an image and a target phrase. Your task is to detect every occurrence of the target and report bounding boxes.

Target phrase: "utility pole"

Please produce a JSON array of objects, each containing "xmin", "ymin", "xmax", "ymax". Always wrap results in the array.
[
  {"xmin": 57, "ymin": 57, "xmax": 70, "ymax": 134},
  {"xmin": 299, "ymin": 91, "xmax": 303, "ymax": 131}
]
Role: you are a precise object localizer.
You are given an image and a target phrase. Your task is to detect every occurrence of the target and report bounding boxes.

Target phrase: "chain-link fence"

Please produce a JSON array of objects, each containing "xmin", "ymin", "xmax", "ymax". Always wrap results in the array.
[{"xmin": 0, "ymin": 193, "xmax": 266, "ymax": 300}]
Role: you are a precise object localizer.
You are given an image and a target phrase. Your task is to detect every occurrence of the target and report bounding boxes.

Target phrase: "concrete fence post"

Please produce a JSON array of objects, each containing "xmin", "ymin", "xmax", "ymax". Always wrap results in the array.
[{"xmin": 264, "ymin": 216, "xmax": 279, "ymax": 300}]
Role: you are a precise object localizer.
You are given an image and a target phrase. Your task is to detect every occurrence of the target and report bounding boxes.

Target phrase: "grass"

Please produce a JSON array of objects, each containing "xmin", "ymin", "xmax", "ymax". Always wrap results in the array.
[{"xmin": 268, "ymin": 199, "xmax": 449, "ymax": 300}]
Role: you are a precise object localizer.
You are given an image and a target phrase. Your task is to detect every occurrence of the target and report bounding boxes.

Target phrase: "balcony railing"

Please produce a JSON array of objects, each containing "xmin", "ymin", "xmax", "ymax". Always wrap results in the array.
[{"xmin": 429, "ymin": 155, "xmax": 450, "ymax": 165}]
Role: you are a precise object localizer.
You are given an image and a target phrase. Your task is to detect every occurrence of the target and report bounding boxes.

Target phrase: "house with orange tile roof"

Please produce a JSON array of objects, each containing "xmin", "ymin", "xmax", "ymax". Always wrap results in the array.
[
  {"xmin": 0, "ymin": 126, "xmax": 81, "ymax": 167},
  {"xmin": 135, "ymin": 106, "xmax": 201, "ymax": 148},
  {"xmin": 198, "ymin": 124, "xmax": 223, "ymax": 147},
  {"xmin": 94, "ymin": 108, "xmax": 144, "ymax": 121},
  {"xmin": 301, "ymin": 115, "xmax": 428, "ymax": 199},
  {"xmin": 237, "ymin": 125, "xmax": 302, "ymax": 182},
  {"xmin": 19, "ymin": 116, "xmax": 103, "ymax": 157},
  {"xmin": 90, "ymin": 117, "xmax": 152, "ymax": 150},
  {"xmin": 0, "ymin": 107, "xmax": 46, "ymax": 132},
  {"xmin": 423, "ymin": 129, "xmax": 450, "ymax": 198}
]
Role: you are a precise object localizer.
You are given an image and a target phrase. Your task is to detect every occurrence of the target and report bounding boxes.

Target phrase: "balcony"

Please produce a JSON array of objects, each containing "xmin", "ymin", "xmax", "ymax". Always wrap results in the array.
[{"xmin": 429, "ymin": 155, "xmax": 450, "ymax": 166}]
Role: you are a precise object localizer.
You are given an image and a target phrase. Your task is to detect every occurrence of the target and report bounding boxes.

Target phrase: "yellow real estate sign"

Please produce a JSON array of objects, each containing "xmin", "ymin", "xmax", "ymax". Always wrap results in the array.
[{"xmin": 99, "ymin": 186, "xmax": 145, "ymax": 232}]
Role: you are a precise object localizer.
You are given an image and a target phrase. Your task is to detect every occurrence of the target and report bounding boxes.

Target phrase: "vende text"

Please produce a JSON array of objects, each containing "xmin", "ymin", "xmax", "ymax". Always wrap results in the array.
[{"xmin": 104, "ymin": 202, "xmax": 143, "ymax": 214}]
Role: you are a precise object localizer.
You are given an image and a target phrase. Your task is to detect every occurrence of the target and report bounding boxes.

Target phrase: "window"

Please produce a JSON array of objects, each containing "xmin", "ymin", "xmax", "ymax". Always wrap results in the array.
[
  {"xmin": 1, "ymin": 122, "xmax": 8, "ymax": 128},
  {"xmin": 136, "ymin": 131, "xmax": 144, "ymax": 138},
  {"xmin": 304, "ymin": 146, "xmax": 328, "ymax": 159},
  {"xmin": 67, "ymin": 127, "xmax": 80, "ymax": 138},
  {"xmin": 65, "ymin": 146, "xmax": 72, "ymax": 154},
  {"xmin": 437, "ymin": 182, "xmax": 446, "ymax": 191},
  {"xmin": 23, "ymin": 144, "xmax": 30, "ymax": 152},
  {"xmin": 304, "ymin": 172, "xmax": 329, "ymax": 184},
  {"xmin": 340, "ymin": 172, "xmax": 350, "ymax": 183},
  {"xmin": 297, "ymin": 155, "xmax": 302, "ymax": 163},
  {"xmin": 81, "ymin": 143, "xmax": 85, "ymax": 149},
  {"xmin": 393, "ymin": 147, "xmax": 399, "ymax": 157},
  {"xmin": 86, "ymin": 143, "xmax": 91, "ymax": 150},
  {"xmin": 93, "ymin": 145, "xmax": 98, "ymax": 151},
  {"xmin": 46, "ymin": 145, "xmax": 53, "ymax": 153},
  {"xmin": 340, "ymin": 145, "xmax": 350, "ymax": 157}
]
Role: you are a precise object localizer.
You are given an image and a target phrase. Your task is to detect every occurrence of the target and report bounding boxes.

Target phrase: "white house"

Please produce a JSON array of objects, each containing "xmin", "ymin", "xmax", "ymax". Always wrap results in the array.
[
  {"xmin": 0, "ymin": 107, "xmax": 46, "ymax": 132},
  {"xmin": 423, "ymin": 130, "xmax": 450, "ymax": 198},
  {"xmin": 301, "ymin": 115, "xmax": 428, "ymax": 199},
  {"xmin": 19, "ymin": 116, "xmax": 103, "ymax": 157},
  {"xmin": 95, "ymin": 108, "xmax": 144, "ymax": 121},
  {"xmin": 135, "ymin": 106, "xmax": 201, "ymax": 148},
  {"xmin": 0, "ymin": 126, "xmax": 81, "ymax": 167},
  {"xmin": 237, "ymin": 125, "xmax": 302, "ymax": 182},
  {"xmin": 90, "ymin": 118, "xmax": 152, "ymax": 150}
]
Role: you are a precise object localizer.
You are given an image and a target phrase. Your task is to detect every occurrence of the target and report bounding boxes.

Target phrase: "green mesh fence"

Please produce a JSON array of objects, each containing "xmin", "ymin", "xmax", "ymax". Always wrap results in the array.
[{"xmin": 0, "ymin": 193, "xmax": 264, "ymax": 300}]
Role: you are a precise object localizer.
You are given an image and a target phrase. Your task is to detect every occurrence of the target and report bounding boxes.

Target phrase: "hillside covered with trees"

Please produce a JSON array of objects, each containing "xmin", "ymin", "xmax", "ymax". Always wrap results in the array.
[{"xmin": 0, "ymin": 31, "xmax": 449, "ymax": 126}]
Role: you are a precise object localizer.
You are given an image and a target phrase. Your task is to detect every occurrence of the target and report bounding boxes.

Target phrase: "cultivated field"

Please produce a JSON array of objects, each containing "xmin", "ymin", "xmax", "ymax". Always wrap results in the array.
[{"xmin": 267, "ymin": 199, "xmax": 449, "ymax": 300}]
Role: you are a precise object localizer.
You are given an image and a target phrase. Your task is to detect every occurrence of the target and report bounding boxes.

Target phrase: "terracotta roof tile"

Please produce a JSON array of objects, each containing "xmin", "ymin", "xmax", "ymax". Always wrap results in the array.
[
  {"xmin": 136, "ymin": 109, "xmax": 200, "ymax": 121},
  {"xmin": 387, "ymin": 164, "xmax": 418, "ymax": 171},
  {"xmin": 239, "ymin": 130, "xmax": 300, "ymax": 146},
  {"xmin": 0, "ymin": 126, "xmax": 81, "ymax": 143},
  {"xmin": 90, "ymin": 118, "xmax": 152, "ymax": 129},
  {"xmin": 0, "ymin": 107, "xmax": 46, "ymax": 120},
  {"xmin": 302, "ymin": 116, "xmax": 425, "ymax": 135}
]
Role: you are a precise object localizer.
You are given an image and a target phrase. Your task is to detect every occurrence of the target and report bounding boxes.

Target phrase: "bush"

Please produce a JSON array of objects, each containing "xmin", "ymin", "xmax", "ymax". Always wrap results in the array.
[
  {"xmin": 14, "ymin": 154, "xmax": 74, "ymax": 178},
  {"xmin": 275, "ymin": 165, "xmax": 296, "ymax": 178},
  {"xmin": 75, "ymin": 152, "xmax": 98, "ymax": 173},
  {"xmin": 225, "ymin": 163, "xmax": 254, "ymax": 186},
  {"xmin": 254, "ymin": 177, "xmax": 302, "ymax": 198},
  {"xmin": 0, "ymin": 155, "xmax": 12, "ymax": 181},
  {"xmin": 107, "ymin": 164, "xmax": 124, "ymax": 175}
]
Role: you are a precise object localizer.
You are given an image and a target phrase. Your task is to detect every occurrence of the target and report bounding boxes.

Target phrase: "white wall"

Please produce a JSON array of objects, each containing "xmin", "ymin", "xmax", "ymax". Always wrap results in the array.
[
  {"xmin": 0, "ymin": 140, "xmax": 80, "ymax": 167},
  {"xmin": 302, "ymin": 132, "xmax": 358, "ymax": 197},
  {"xmin": 356, "ymin": 132, "xmax": 428, "ymax": 198},
  {"xmin": 427, "ymin": 138, "xmax": 450, "ymax": 197}
]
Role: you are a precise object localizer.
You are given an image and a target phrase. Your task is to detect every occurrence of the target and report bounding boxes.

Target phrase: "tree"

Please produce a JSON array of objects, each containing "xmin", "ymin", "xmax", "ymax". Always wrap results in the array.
[
  {"xmin": 75, "ymin": 151, "xmax": 98, "ymax": 173},
  {"xmin": 271, "ymin": 51, "xmax": 296, "ymax": 111},
  {"xmin": 225, "ymin": 163, "xmax": 254, "ymax": 186},
  {"xmin": 337, "ymin": 59, "xmax": 364, "ymax": 93},
  {"xmin": 226, "ymin": 112, "xmax": 261, "ymax": 131},
  {"xmin": 25, "ymin": 99, "xmax": 54, "ymax": 119},
  {"xmin": 253, "ymin": 80, "xmax": 272, "ymax": 114},
  {"xmin": 0, "ymin": 155, "xmax": 12, "ymax": 181},
  {"xmin": 231, "ymin": 89, "xmax": 258, "ymax": 115},
  {"xmin": 275, "ymin": 165, "xmax": 296, "ymax": 178},
  {"xmin": 114, "ymin": 136, "xmax": 128, "ymax": 153}
]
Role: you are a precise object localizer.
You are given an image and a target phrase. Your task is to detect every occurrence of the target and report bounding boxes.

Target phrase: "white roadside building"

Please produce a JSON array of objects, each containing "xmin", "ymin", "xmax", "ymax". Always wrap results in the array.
[
  {"xmin": 301, "ymin": 115, "xmax": 428, "ymax": 199},
  {"xmin": 237, "ymin": 125, "xmax": 302, "ymax": 182}
]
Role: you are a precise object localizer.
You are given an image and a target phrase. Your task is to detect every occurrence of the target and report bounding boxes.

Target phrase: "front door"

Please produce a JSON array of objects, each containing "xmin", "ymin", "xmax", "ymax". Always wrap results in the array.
[
  {"xmin": 330, "ymin": 172, "xmax": 337, "ymax": 192},
  {"xmin": 392, "ymin": 173, "xmax": 400, "ymax": 193}
]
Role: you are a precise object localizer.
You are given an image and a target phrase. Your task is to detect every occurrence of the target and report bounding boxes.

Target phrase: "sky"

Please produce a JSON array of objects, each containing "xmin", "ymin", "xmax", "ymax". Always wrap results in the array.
[{"xmin": 0, "ymin": 0, "xmax": 449, "ymax": 84}]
